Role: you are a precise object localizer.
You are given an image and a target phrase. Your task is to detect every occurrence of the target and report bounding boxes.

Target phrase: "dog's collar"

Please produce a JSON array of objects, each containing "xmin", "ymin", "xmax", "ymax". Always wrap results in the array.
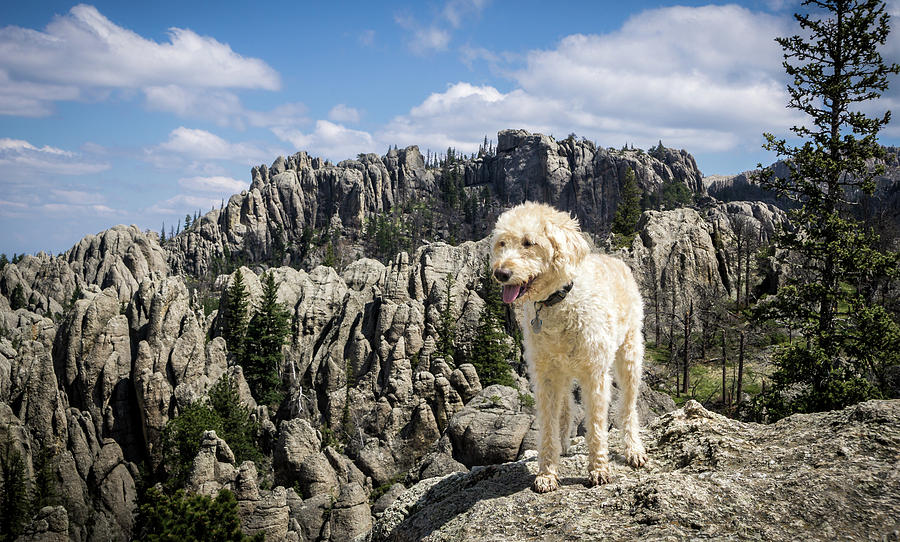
[
  {"xmin": 535, "ymin": 281, "xmax": 573, "ymax": 309},
  {"xmin": 530, "ymin": 282, "xmax": 573, "ymax": 334}
]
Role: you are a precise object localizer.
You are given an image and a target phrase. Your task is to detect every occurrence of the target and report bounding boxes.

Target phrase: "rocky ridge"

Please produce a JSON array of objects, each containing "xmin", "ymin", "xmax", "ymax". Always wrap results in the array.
[
  {"xmin": 706, "ymin": 153, "xmax": 900, "ymax": 240},
  {"xmin": 0, "ymin": 225, "xmax": 168, "ymax": 317},
  {"xmin": 167, "ymin": 129, "xmax": 705, "ymax": 276},
  {"xmin": 372, "ymin": 399, "xmax": 900, "ymax": 542}
]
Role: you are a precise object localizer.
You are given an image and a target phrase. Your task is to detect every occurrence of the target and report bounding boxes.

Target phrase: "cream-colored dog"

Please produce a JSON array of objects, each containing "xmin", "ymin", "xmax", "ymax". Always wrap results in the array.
[{"xmin": 491, "ymin": 202, "xmax": 648, "ymax": 492}]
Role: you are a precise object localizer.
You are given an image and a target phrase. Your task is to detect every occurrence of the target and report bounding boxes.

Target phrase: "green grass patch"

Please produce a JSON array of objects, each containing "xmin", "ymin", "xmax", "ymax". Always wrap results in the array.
[
  {"xmin": 669, "ymin": 363, "xmax": 723, "ymax": 407},
  {"xmin": 645, "ymin": 343, "xmax": 671, "ymax": 364},
  {"xmin": 664, "ymin": 359, "xmax": 770, "ymax": 410}
]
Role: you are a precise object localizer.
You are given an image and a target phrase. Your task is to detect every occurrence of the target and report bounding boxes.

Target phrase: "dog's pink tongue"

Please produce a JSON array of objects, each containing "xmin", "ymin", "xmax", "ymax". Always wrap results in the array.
[{"xmin": 502, "ymin": 285, "xmax": 521, "ymax": 303}]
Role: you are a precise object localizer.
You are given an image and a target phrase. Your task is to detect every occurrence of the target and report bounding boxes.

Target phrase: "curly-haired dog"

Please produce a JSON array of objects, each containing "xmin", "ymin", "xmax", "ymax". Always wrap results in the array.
[{"xmin": 491, "ymin": 202, "xmax": 648, "ymax": 492}]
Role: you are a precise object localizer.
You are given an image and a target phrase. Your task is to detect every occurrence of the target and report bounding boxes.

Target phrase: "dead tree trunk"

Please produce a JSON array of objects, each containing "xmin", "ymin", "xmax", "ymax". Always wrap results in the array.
[
  {"xmin": 682, "ymin": 300, "xmax": 692, "ymax": 395},
  {"xmin": 721, "ymin": 328, "xmax": 728, "ymax": 406},
  {"xmin": 735, "ymin": 235, "xmax": 743, "ymax": 309},
  {"xmin": 736, "ymin": 331, "xmax": 745, "ymax": 405},
  {"xmin": 654, "ymin": 287, "xmax": 660, "ymax": 346},
  {"xmin": 745, "ymin": 244, "xmax": 752, "ymax": 306},
  {"xmin": 701, "ymin": 321, "xmax": 707, "ymax": 361},
  {"xmin": 668, "ymin": 287, "xmax": 676, "ymax": 354}
]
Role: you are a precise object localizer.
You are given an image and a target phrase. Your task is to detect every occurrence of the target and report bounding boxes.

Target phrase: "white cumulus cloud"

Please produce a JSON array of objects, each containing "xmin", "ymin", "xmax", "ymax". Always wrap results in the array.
[
  {"xmin": 328, "ymin": 104, "xmax": 361, "ymax": 124},
  {"xmin": 148, "ymin": 193, "xmax": 224, "ymax": 216},
  {"xmin": 442, "ymin": 0, "xmax": 489, "ymax": 28},
  {"xmin": 395, "ymin": 0, "xmax": 488, "ymax": 55},
  {"xmin": 148, "ymin": 176, "xmax": 246, "ymax": 220},
  {"xmin": 272, "ymin": 120, "xmax": 376, "ymax": 162},
  {"xmin": 395, "ymin": 13, "xmax": 451, "ymax": 54},
  {"xmin": 514, "ymin": 6, "xmax": 791, "ymax": 134},
  {"xmin": 0, "ymin": 139, "xmax": 116, "ymax": 221},
  {"xmin": 178, "ymin": 175, "xmax": 246, "ymax": 193},
  {"xmin": 50, "ymin": 189, "xmax": 106, "ymax": 205},
  {"xmin": 412, "ymin": 27, "xmax": 451, "ymax": 53},
  {"xmin": 151, "ymin": 127, "xmax": 277, "ymax": 164},
  {"xmin": 0, "ymin": 138, "xmax": 110, "ymax": 178},
  {"xmin": 143, "ymin": 85, "xmax": 307, "ymax": 129},
  {"xmin": 0, "ymin": 4, "xmax": 280, "ymax": 116},
  {"xmin": 378, "ymin": 5, "xmax": 804, "ymax": 163}
]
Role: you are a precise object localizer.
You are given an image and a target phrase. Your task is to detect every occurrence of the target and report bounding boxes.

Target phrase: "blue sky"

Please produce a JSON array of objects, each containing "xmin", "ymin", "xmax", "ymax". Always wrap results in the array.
[{"xmin": 2, "ymin": 0, "xmax": 900, "ymax": 255}]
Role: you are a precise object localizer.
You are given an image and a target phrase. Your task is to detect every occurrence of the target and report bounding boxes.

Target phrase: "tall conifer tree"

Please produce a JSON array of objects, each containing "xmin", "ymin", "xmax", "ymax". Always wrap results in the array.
[
  {"xmin": 0, "ymin": 448, "xmax": 29, "ymax": 541},
  {"xmin": 243, "ymin": 272, "xmax": 290, "ymax": 405},
  {"xmin": 611, "ymin": 168, "xmax": 642, "ymax": 245},
  {"xmin": 222, "ymin": 269, "xmax": 250, "ymax": 360},
  {"xmin": 756, "ymin": 0, "xmax": 900, "ymax": 418},
  {"xmin": 470, "ymin": 262, "xmax": 515, "ymax": 388}
]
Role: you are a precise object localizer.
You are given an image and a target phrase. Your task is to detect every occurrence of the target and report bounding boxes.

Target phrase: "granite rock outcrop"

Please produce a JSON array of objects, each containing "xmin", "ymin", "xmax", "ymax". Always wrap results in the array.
[{"xmin": 372, "ymin": 399, "xmax": 900, "ymax": 542}]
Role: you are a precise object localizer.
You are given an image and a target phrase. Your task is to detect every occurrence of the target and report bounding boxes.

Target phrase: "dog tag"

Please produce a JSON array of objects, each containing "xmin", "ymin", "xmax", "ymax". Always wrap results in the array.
[{"xmin": 531, "ymin": 316, "xmax": 542, "ymax": 334}]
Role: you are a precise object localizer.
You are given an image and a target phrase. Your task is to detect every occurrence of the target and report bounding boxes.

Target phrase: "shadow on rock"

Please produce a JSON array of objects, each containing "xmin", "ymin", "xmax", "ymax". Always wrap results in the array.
[{"xmin": 373, "ymin": 460, "xmax": 533, "ymax": 542}]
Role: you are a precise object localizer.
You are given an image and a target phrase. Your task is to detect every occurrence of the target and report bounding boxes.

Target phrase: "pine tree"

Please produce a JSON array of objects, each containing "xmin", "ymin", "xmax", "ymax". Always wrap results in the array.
[
  {"xmin": 207, "ymin": 375, "xmax": 261, "ymax": 466},
  {"xmin": 221, "ymin": 269, "xmax": 250, "ymax": 360},
  {"xmin": 0, "ymin": 448, "xmax": 29, "ymax": 542},
  {"xmin": 160, "ymin": 400, "xmax": 224, "ymax": 489},
  {"xmin": 322, "ymin": 241, "xmax": 336, "ymax": 268},
  {"xmin": 9, "ymin": 285, "xmax": 26, "ymax": 311},
  {"xmin": 271, "ymin": 226, "xmax": 286, "ymax": 267},
  {"xmin": 136, "ymin": 488, "xmax": 263, "ymax": 542},
  {"xmin": 755, "ymin": 0, "xmax": 900, "ymax": 419},
  {"xmin": 439, "ymin": 166, "xmax": 462, "ymax": 209},
  {"xmin": 159, "ymin": 375, "xmax": 261, "ymax": 490},
  {"xmin": 470, "ymin": 262, "xmax": 515, "ymax": 388},
  {"xmin": 30, "ymin": 445, "xmax": 57, "ymax": 515},
  {"xmin": 160, "ymin": 222, "xmax": 166, "ymax": 243},
  {"xmin": 243, "ymin": 272, "xmax": 291, "ymax": 406},
  {"xmin": 659, "ymin": 179, "xmax": 692, "ymax": 209},
  {"xmin": 611, "ymin": 168, "xmax": 642, "ymax": 246},
  {"xmin": 649, "ymin": 140, "xmax": 667, "ymax": 160}
]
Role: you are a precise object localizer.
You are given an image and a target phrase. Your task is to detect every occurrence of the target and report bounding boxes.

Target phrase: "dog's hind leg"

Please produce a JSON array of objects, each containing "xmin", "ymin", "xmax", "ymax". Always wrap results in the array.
[
  {"xmin": 582, "ymin": 365, "xmax": 611, "ymax": 486},
  {"xmin": 615, "ymin": 326, "xmax": 648, "ymax": 468},
  {"xmin": 559, "ymin": 381, "xmax": 573, "ymax": 455},
  {"xmin": 533, "ymin": 372, "xmax": 565, "ymax": 493}
]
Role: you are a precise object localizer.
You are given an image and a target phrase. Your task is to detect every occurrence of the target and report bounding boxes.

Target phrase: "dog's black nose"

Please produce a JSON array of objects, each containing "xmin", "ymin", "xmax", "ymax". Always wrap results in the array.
[{"xmin": 493, "ymin": 268, "xmax": 512, "ymax": 282}]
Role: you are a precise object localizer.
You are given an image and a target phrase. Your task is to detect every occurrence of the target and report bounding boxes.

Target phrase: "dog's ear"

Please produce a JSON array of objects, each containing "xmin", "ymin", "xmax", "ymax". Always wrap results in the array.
[{"xmin": 545, "ymin": 212, "xmax": 589, "ymax": 268}]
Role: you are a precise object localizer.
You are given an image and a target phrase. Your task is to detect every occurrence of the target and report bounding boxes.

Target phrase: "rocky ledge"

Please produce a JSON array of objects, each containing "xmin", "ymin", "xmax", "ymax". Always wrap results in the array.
[{"xmin": 372, "ymin": 399, "xmax": 900, "ymax": 542}]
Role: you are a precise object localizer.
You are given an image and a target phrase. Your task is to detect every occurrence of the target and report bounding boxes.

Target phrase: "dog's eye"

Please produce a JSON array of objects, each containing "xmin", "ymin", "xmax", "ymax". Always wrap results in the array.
[
  {"xmin": 523, "ymin": 239, "xmax": 534, "ymax": 248},
  {"xmin": 499, "ymin": 241, "xmax": 505, "ymax": 248}
]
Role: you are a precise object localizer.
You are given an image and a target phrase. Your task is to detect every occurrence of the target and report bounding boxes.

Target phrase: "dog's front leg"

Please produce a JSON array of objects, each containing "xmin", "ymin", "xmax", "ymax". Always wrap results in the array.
[
  {"xmin": 582, "ymin": 366, "xmax": 611, "ymax": 486},
  {"xmin": 533, "ymin": 372, "xmax": 564, "ymax": 493}
]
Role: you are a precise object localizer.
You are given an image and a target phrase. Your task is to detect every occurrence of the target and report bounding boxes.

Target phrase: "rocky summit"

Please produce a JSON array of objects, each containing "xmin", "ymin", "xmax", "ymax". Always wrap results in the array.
[
  {"xmin": 0, "ymin": 130, "xmax": 897, "ymax": 541},
  {"xmin": 167, "ymin": 129, "xmax": 706, "ymax": 276},
  {"xmin": 372, "ymin": 399, "xmax": 900, "ymax": 542}
]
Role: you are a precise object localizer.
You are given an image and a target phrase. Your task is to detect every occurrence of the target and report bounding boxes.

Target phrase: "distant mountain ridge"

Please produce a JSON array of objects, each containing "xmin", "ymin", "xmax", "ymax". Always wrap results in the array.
[
  {"xmin": 705, "ymin": 148, "xmax": 900, "ymax": 241},
  {"xmin": 168, "ymin": 129, "xmax": 705, "ymax": 276}
]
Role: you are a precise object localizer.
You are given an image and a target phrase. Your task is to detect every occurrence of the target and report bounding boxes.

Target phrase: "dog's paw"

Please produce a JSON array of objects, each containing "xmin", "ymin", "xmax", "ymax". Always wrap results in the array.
[
  {"xmin": 625, "ymin": 447, "xmax": 649, "ymax": 469},
  {"xmin": 587, "ymin": 466, "xmax": 610, "ymax": 487},
  {"xmin": 532, "ymin": 473, "xmax": 559, "ymax": 493}
]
